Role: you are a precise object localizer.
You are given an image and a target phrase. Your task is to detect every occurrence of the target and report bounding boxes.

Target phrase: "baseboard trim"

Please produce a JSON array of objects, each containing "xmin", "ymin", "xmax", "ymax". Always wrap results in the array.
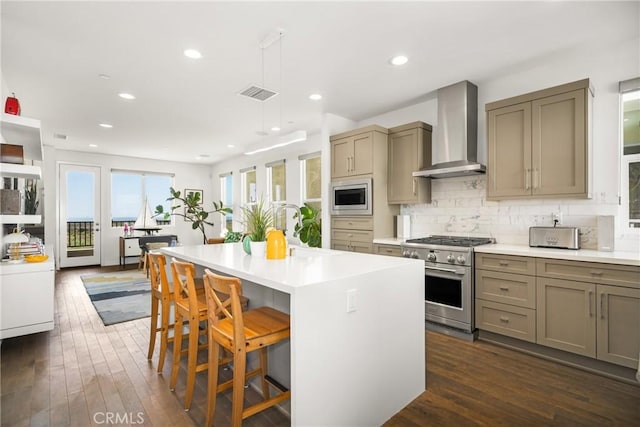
[{"xmin": 478, "ymin": 330, "xmax": 639, "ymax": 386}]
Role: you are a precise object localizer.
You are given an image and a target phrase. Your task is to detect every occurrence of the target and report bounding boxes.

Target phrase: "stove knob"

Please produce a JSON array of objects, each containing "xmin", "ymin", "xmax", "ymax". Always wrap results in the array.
[
  {"xmin": 447, "ymin": 254, "xmax": 455, "ymax": 264},
  {"xmin": 457, "ymin": 255, "xmax": 466, "ymax": 265},
  {"xmin": 426, "ymin": 253, "xmax": 437, "ymax": 262},
  {"xmin": 402, "ymin": 250, "xmax": 411, "ymax": 258},
  {"xmin": 410, "ymin": 251, "xmax": 420, "ymax": 259}
]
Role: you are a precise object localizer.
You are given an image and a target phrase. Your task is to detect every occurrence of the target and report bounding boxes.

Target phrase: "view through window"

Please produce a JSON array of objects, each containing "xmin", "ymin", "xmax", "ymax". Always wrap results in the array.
[
  {"xmin": 621, "ymin": 78, "xmax": 640, "ymax": 228},
  {"xmin": 300, "ymin": 152, "xmax": 321, "ymax": 212},
  {"xmin": 220, "ymin": 172, "xmax": 233, "ymax": 232},
  {"xmin": 267, "ymin": 160, "xmax": 286, "ymax": 228},
  {"xmin": 111, "ymin": 171, "xmax": 173, "ymax": 227}
]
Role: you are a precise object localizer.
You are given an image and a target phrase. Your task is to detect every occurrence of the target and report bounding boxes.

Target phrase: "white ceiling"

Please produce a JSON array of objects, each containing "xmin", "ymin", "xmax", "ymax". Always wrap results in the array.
[{"xmin": 1, "ymin": 1, "xmax": 637, "ymax": 165}]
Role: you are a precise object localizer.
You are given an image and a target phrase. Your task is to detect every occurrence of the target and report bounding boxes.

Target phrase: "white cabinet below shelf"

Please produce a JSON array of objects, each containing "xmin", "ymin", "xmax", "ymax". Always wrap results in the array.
[
  {"xmin": 0, "ymin": 250, "xmax": 55, "ymax": 339},
  {"xmin": 0, "ymin": 214, "xmax": 42, "ymax": 224}
]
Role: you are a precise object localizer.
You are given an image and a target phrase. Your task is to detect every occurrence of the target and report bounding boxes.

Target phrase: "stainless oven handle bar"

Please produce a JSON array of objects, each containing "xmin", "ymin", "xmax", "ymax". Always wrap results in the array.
[{"xmin": 424, "ymin": 266, "xmax": 466, "ymax": 275}]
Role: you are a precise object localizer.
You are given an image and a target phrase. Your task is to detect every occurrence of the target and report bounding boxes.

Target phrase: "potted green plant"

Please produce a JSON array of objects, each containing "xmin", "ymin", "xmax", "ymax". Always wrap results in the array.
[
  {"xmin": 154, "ymin": 187, "xmax": 231, "ymax": 244},
  {"xmin": 293, "ymin": 203, "xmax": 322, "ymax": 248},
  {"xmin": 24, "ymin": 179, "xmax": 39, "ymax": 215},
  {"xmin": 241, "ymin": 197, "xmax": 273, "ymax": 256}
]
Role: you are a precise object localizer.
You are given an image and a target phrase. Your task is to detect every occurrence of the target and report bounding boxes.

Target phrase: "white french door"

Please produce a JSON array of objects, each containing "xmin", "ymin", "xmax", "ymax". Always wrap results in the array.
[{"xmin": 59, "ymin": 164, "xmax": 101, "ymax": 267}]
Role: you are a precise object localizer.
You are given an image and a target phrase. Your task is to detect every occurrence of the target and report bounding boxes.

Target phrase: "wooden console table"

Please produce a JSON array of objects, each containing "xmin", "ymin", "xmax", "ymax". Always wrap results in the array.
[{"xmin": 119, "ymin": 235, "xmax": 177, "ymax": 268}]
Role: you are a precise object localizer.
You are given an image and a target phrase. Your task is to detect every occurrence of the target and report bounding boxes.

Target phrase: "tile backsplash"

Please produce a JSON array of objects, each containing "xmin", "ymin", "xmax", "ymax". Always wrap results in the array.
[{"xmin": 401, "ymin": 176, "xmax": 625, "ymax": 250}]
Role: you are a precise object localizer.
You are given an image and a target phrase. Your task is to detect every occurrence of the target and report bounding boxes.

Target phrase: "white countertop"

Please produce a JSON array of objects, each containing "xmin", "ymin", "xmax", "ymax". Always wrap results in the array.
[
  {"xmin": 475, "ymin": 244, "xmax": 640, "ymax": 267},
  {"xmin": 160, "ymin": 242, "xmax": 422, "ymax": 294}
]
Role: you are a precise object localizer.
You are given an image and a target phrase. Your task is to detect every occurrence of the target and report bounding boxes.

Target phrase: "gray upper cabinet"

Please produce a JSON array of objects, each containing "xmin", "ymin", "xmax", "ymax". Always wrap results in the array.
[
  {"xmin": 387, "ymin": 121, "xmax": 432, "ymax": 204},
  {"xmin": 330, "ymin": 125, "xmax": 388, "ymax": 179},
  {"xmin": 486, "ymin": 79, "xmax": 592, "ymax": 200}
]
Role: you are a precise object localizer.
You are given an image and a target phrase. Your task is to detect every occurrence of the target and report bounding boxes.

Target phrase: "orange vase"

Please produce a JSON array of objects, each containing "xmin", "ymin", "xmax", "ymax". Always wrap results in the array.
[{"xmin": 266, "ymin": 229, "xmax": 287, "ymax": 259}]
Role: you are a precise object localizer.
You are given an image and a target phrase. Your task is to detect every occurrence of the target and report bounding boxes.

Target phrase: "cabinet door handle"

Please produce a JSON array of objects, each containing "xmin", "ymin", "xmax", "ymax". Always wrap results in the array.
[
  {"xmin": 600, "ymin": 293, "xmax": 606, "ymax": 320},
  {"xmin": 499, "ymin": 286, "xmax": 509, "ymax": 291},
  {"xmin": 499, "ymin": 316, "xmax": 510, "ymax": 323},
  {"xmin": 350, "ymin": 156, "xmax": 354, "ymax": 172},
  {"xmin": 525, "ymin": 169, "xmax": 531, "ymax": 190},
  {"xmin": 346, "ymin": 157, "xmax": 350, "ymax": 172},
  {"xmin": 499, "ymin": 261, "xmax": 509, "ymax": 267},
  {"xmin": 533, "ymin": 168, "xmax": 539, "ymax": 190},
  {"xmin": 590, "ymin": 270, "xmax": 603, "ymax": 276},
  {"xmin": 588, "ymin": 290, "xmax": 593, "ymax": 317},
  {"xmin": 412, "ymin": 178, "xmax": 417, "ymax": 195}
]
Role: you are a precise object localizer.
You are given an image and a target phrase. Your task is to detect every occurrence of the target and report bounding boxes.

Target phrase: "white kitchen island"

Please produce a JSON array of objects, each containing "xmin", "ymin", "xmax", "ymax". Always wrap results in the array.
[{"xmin": 160, "ymin": 242, "xmax": 425, "ymax": 426}]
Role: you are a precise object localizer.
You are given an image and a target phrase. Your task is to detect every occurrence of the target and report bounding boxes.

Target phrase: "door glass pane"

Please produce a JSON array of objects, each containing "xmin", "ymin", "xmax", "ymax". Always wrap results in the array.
[
  {"xmin": 623, "ymin": 90, "xmax": 640, "ymax": 155},
  {"xmin": 66, "ymin": 171, "xmax": 95, "ymax": 257}
]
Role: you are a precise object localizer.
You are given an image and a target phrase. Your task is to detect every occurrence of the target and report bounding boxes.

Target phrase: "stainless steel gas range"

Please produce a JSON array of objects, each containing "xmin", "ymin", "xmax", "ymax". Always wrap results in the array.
[{"xmin": 401, "ymin": 236, "xmax": 494, "ymax": 338}]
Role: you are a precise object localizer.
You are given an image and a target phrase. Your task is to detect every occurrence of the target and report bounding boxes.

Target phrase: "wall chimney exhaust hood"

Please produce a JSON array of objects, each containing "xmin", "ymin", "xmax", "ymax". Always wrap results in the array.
[{"xmin": 413, "ymin": 80, "xmax": 485, "ymax": 179}]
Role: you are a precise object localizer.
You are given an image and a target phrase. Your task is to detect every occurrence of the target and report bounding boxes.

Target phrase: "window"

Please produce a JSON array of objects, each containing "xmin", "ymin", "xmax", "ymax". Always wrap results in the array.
[
  {"xmin": 620, "ymin": 78, "xmax": 640, "ymax": 229},
  {"xmin": 300, "ymin": 152, "xmax": 321, "ymax": 211},
  {"xmin": 219, "ymin": 172, "xmax": 233, "ymax": 232},
  {"xmin": 111, "ymin": 170, "xmax": 173, "ymax": 227},
  {"xmin": 240, "ymin": 166, "xmax": 257, "ymax": 206},
  {"xmin": 266, "ymin": 159, "xmax": 286, "ymax": 228}
]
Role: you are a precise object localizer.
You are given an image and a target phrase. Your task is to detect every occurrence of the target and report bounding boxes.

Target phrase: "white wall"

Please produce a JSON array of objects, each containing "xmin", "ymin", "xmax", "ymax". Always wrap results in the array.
[
  {"xmin": 351, "ymin": 37, "xmax": 639, "ymax": 252},
  {"xmin": 52, "ymin": 150, "xmax": 212, "ymax": 266}
]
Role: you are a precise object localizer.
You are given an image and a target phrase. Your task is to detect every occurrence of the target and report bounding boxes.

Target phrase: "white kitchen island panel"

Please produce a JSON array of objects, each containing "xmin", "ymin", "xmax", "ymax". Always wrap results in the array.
[
  {"xmin": 0, "ymin": 252, "xmax": 55, "ymax": 339},
  {"xmin": 160, "ymin": 243, "xmax": 425, "ymax": 426}
]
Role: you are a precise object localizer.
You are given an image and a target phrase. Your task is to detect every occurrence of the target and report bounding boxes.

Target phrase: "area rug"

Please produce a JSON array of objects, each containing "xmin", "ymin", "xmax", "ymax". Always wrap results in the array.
[{"xmin": 81, "ymin": 271, "xmax": 151, "ymax": 326}]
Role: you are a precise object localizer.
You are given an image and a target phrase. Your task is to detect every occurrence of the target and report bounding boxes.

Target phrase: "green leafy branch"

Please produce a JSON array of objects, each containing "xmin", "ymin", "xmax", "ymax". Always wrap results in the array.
[
  {"xmin": 154, "ymin": 187, "xmax": 232, "ymax": 244},
  {"xmin": 293, "ymin": 203, "xmax": 322, "ymax": 248}
]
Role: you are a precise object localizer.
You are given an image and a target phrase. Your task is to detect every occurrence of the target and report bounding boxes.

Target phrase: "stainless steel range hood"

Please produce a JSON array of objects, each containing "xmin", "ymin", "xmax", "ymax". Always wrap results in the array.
[{"xmin": 413, "ymin": 80, "xmax": 485, "ymax": 179}]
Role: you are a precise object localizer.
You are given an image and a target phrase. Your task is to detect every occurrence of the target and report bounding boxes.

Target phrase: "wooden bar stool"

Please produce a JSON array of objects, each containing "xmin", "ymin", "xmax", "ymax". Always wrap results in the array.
[
  {"xmin": 147, "ymin": 252, "xmax": 189, "ymax": 373},
  {"xmin": 169, "ymin": 258, "xmax": 210, "ymax": 411},
  {"xmin": 203, "ymin": 269, "xmax": 291, "ymax": 427}
]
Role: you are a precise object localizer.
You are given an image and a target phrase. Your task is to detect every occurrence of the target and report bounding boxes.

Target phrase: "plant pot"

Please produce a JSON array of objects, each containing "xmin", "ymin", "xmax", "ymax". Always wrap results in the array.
[{"xmin": 250, "ymin": 241, "xmax": 266, "ymax": 258}]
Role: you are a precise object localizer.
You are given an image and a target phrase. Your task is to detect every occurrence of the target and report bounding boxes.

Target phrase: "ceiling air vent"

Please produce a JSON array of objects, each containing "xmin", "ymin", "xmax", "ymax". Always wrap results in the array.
[{"xmin": 238, "ymin": 85, "xmax": 278, "ymax": 102}]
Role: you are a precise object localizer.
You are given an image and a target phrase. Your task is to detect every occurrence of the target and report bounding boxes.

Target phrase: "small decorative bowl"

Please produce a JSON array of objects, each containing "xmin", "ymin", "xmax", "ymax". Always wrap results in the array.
[{"xmin": 24, "ymin": 254, "xmax": 48, "ymax": 263}]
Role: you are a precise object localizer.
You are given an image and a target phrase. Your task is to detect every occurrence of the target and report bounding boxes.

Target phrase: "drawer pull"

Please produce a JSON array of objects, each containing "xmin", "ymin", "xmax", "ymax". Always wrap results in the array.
[
  {"xmin": 588, "ymin": 291, "xmax": 593, "ymax": 317},
  {"xmin": 499, "ymin": 261, "xmax": 509, "ymax": 266},
  {"xmin": 499, "ymin": 316, "xmax": 510, "ymax": 323},
  {"xmin": 499, "ymin": 286, "xmax": 510, "ymax": 291},
  {"xmin": 385, "ymin": 249, "xmax": 392, "ymax": 253},
  {"xmin": 590, "ymin": 270, "xmax": 604, "ymax": 276},
  {"xmin": 347, "ymin": 233, "xmax": 353, "ymax": 237}
]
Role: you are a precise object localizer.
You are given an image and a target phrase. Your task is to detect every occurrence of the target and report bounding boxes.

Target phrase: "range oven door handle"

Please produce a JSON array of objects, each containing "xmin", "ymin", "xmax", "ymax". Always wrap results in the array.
[{"xmin": 425, "ymin": 266, "xmax": 466, "ymax": 276}]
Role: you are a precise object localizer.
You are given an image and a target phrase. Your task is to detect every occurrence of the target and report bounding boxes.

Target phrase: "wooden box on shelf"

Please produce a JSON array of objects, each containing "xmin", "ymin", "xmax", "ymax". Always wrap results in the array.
[{"xmin": 1, "ymin": 143, "xmax": 24, "ymax": 164}]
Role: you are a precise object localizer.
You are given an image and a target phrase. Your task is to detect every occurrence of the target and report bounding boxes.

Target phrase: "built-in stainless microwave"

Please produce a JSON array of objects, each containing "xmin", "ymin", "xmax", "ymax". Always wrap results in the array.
[{"xmin": 330, "ymin": 178, "xmax": 372, "ymax": 215}]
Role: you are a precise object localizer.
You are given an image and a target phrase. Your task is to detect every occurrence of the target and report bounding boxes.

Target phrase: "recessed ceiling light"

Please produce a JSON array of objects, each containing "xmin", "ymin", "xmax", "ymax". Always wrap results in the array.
[
  {"xmin": 118, "ymin": 93, "xmax": 136, "ymax": 100},
  {"xmin": 309, "ymin": 93, "xmax": 322, "ymax": 101},
  {"xmin": 99, "ymin": 123, "xmax": 113, "ymax": 128},
  {"xmin": 89, "ymin": 144, "xmax": 98, "ymax": 148},
  {"xmin": 227, "ymin": 144, "xmax": 235, "ymax": 148},
  {"xmin": 184, "ymin": 49, "xmax": 202, "ymax": 59},
  {"xmin": 390, "ymin": 55, "xmax": 409, "ymax": 66},
  {"xmin": 271, "ymin": 126, "xmax": 281, "ymax": 132}
]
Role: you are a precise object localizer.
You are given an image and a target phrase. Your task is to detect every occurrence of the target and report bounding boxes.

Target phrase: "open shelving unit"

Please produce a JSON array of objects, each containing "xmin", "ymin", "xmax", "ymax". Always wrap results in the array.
[{"xmin": 1, "ymin": 113, "xmax": 54, "ymax": 339}]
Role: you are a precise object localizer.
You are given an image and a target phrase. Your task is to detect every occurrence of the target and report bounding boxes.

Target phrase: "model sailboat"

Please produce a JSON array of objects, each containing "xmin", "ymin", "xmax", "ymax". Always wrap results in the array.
[{"xmin": 134, "ymin": 197, "xmax": 160, "ymax": 233}]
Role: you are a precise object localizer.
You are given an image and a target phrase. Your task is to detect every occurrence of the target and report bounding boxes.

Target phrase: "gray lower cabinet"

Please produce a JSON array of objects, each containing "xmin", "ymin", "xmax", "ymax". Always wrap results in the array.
[
  {"xmin": 476, "ymin": 253, "xmax": 640, "ymax": 369},
  {"xmin": 373, "ymin": 244, "xmax": 402, "ymax": 257},
  {"xmin": 475, "ymin": 254, "xmax": 537, "ymax": 342}
]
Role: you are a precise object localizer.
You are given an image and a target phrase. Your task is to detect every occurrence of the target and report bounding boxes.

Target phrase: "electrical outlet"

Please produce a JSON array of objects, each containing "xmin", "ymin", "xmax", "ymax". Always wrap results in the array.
[
  {"xmin": 346, "ymin": 289, "xmax": 357, "ymax": 313},
  {"xmin": 552, "ymin": 212, "xmax": 563, "ymax": 225}
]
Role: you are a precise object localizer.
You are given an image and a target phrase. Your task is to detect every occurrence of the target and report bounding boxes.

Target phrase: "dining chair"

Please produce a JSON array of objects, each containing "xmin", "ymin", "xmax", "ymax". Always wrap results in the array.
[{"xmin": 203, "ymin": 269, "xmax": 291, "ymax": 426}]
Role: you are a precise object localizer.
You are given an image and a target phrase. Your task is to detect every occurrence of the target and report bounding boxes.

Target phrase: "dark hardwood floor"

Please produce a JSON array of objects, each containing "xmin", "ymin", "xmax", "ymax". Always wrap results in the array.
[{"xmin": 1, "ymin": 265, "xmax": 638, "ymax": 426}]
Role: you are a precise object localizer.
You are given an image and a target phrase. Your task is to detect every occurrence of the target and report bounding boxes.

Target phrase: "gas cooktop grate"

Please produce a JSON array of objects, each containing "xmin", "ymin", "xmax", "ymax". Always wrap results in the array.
[{"xmin": 405, "ymin": 235, "xmax": 494, "ymax": 247}]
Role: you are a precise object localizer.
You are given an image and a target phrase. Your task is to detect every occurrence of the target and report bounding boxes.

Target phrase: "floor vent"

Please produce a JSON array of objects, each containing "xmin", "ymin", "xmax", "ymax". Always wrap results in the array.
[{"xmin": 238, "ymin": 85, "xmax": 278, "ymax": 102}]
